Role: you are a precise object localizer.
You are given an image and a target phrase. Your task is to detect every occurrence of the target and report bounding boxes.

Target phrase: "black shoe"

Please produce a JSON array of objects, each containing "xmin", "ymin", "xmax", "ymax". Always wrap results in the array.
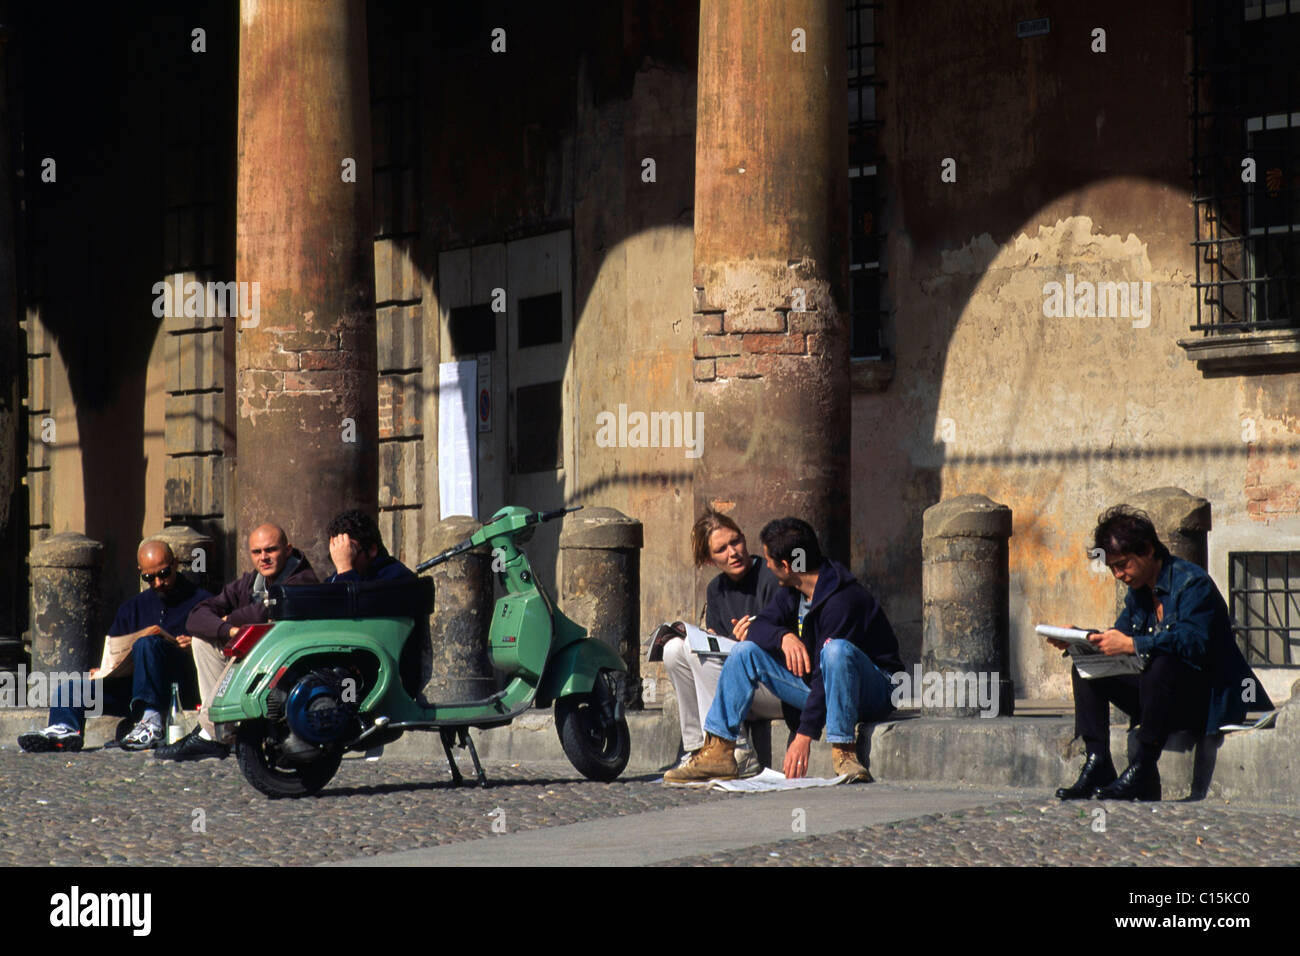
[
  {"xmin": 1056, "ymin": 752, "xmax": 1116, "ymax": 799},
  {"xmin": 1093, "ymin": 758, "xmax": 1161, "ymax": 801},
  {"xmin": 153, "ymin": 726, "xmax": 229, "ymax": 761}
]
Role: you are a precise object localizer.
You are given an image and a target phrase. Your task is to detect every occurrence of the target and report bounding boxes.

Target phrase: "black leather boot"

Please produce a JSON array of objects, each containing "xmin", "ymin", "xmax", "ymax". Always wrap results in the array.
[
  {"xmin": 1056, "ymin": 751, "xmax": 1117, "ymax": 799},
  {"xmin": 1093, "ymin": 755, "xmax": 1161, "ymax": 801}
]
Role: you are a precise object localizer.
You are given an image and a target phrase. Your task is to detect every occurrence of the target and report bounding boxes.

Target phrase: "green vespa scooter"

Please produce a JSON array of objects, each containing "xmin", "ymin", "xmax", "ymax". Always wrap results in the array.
[{"xmin": 208, "ymin": 505, "xmax": 631, "ymax": 798}]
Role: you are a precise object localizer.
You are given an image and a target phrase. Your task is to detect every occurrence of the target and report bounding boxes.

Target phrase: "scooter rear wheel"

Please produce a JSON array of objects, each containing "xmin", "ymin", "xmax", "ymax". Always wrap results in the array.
[
  {"xmin": 555, "ymin": 675, "xmax": 630, "ymax": 782},
  {"xmin": 235, "ymin": 720, "xmax": 343, "ymax": 799}
]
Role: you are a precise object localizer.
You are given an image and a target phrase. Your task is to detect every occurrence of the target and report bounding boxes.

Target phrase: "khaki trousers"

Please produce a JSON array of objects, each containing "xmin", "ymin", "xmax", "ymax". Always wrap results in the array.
[{"xmin": 193, "ymin": 637, "xmax": 236, "ymax": 743}]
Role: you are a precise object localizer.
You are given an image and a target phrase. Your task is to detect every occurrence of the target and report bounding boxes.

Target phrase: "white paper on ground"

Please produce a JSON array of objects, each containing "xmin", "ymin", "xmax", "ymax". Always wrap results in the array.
[{"xmin": 656, "ymin": 767, "xmax": 851, "ymax": 791}]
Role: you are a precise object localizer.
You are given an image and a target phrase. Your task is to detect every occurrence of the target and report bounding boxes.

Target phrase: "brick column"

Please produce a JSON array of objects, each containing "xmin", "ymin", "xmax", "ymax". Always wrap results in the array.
[
  {"xmin": 235, "ymin": 0, "xmax": 378, "ymax": 569},
  {"xmin": 692, "ymin": 0, "xmax": 850, "ymax": 561}
]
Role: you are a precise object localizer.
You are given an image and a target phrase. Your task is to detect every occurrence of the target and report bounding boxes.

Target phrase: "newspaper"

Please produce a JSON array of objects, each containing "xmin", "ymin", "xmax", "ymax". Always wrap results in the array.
[
  {"xmin": 647, "ymin": 621, "xmax": 738, "ymax": 662},
  {"xmin": 92, "ymin": 625, "xmax": 177, "ymax": 680},
  {"xmin": 662, "ymin": 768, "xmax": 851, "ymax": 791},
  {"xmin": 1035, "ymin": 624, "xmax": 1143, "ymax": 678}
]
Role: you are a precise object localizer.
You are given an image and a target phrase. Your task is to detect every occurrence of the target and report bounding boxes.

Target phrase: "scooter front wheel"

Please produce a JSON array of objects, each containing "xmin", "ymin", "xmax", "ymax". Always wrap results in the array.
[
  {"xmin": 555, "ymin": 677, "xmax": 630, "ymax": 782},
  {"xmin": 235, "ymin": 720, "xmax": 343, "ymax": 799}
]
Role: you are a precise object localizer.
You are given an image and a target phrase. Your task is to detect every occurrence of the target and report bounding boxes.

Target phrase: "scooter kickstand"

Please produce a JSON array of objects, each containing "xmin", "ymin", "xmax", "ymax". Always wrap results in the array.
[
  {"xmin": 458, "ymin": 727, "xmax": 489, "ymax": 789},
  {"xmin": 439, "ymin": 728, "xmax": 464, "ymax": 786}
]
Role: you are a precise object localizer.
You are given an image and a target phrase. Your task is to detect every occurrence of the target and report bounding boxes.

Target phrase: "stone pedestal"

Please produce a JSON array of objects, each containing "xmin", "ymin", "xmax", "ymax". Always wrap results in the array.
[
  {"xmin": 559, "ymin": 507, "xmax": 643, "ymax": 704},
  {"xmin": 151, "ymin": 524, "xmax": 215, "ymax": 593},
  {"xmin": 921, "ymin": 495, "xmax": 1014, "ymax": 717},
  {"xmin": 423, "ymin": 516, "xmax": 494, "ymax": 702},
  {"xmin": 29, "ymin": 532, "xmax": 104, "ymax": 675}
]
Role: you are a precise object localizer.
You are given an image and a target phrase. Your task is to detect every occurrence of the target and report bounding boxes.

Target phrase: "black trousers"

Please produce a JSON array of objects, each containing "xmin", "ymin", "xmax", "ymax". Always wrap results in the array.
[{"xmin": 1072, "ymin": 652, "xmax": 1210, "ymax": 757}]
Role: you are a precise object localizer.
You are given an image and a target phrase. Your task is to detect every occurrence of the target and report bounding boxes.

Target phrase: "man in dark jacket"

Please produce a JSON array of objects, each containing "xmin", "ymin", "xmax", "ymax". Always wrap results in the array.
[
  {"xmin": 18, "ymin": 540, "xmax": 210, "ymax": 753},
  {"xmin": 325, "ymin": 509, "xmax": 414, "ymax": 584},
  {"xmin": 324, "ymin": 509, "xmax": 425, "ymax": 697},
  {"xmin": 156, "ymin": 523, "xmax": 318, "ymax": 760},
  {"xmin": 1054, "ymin": 506, "xmax": 1273, "ymax": 801},
  {"xmin": 666, "ymin": 517, "xmax": 902, "ymax": 784}
]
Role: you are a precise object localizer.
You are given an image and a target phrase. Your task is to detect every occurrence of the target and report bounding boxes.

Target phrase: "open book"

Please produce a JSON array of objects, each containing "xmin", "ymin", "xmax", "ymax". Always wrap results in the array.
[
  {"xmin": 647, "ymin": 621, "xmax": 737, "ymax": 662},
  {"xmin": 92, "ymin": 625, "xmax": 178, "ymax": 680},
  {"xmin": 1035, "ymin": 624, "xmax": 1143, "ymax": 679}
]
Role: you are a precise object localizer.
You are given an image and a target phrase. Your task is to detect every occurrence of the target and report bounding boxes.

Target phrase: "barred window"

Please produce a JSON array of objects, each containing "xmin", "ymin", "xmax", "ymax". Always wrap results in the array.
[
  {"xmin": 1229, "ymin": 551, "xmax": 1300, "ymax": 666},
  {"xmin": 847, "ymin": 0, "xmax": 886, "ymax": 358},
  {"xmin": 1190, "ymin": 0, "xmax": 1300, "ymax": 334}
]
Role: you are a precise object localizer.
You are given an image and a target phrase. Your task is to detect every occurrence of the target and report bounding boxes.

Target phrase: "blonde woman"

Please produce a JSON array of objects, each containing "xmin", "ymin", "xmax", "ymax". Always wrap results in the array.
[{"xmin": 662, "ymin": 509, "xmax": 783, "ymax": 779}]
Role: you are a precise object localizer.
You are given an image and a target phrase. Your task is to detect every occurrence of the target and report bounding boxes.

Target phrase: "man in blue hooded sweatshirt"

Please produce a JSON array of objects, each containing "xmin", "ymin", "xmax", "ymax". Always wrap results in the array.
[{"xmin": 665, "ymin": 517, "xmax": 902, "ymax": 784}]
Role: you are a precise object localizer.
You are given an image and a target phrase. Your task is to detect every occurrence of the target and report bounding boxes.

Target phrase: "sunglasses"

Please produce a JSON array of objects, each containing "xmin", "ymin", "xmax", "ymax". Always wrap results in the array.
[{"xmin": 141, "ymin": 567, "xmax": 175, "ymax": 583}]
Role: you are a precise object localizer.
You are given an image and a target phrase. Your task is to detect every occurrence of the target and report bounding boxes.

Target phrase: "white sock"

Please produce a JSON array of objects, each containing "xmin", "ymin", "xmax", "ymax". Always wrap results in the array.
[
  {"xmin": 197, "ymin": 727, "xmax": 214, "ymax": 741},
  {"xmin": 141, "ymin": 709, "xmax": 162, "ymax": 729}
]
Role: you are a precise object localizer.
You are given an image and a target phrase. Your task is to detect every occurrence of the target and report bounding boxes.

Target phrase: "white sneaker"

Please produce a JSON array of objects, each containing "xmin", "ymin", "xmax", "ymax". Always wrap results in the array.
[
  {"xmin": 734, "ymin": 744, "xmax": 762, "ymax": 778},
  {"xmin": 18, "ymin": 723, "xmax": 83, "ymax": 753}
]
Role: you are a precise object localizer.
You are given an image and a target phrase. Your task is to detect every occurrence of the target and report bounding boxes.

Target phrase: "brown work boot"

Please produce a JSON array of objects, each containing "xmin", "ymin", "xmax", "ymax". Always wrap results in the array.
[
  {"xmin": 663, "ymin": 733, "xmax": 738, "ymax": 784},
  {"xmin": 831, "ymin": 743, "xmax": 873, "ymax": 783}
]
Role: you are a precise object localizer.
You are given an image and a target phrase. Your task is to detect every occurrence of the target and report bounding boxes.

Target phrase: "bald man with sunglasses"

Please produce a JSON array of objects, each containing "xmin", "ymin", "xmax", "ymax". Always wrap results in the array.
[{"xmin": 18, "ymin": 540, "xmax": 211, "ymax": 753}]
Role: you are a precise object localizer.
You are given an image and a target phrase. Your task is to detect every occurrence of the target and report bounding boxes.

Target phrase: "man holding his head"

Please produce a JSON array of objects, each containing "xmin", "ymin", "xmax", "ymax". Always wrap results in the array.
[
  {"xmin": 18, "ymin": 540, "xmax": 210, "ymax": 753},
  {"xmin": 155, "ymin": 523, "xmax": 317, "ymax": 761}
]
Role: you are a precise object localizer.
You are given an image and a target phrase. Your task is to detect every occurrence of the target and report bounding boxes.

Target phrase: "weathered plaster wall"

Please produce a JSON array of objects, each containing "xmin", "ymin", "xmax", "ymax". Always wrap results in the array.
[{"xmin": 856, "ymin": 1, "xmax": 1300, "ymax": 699}]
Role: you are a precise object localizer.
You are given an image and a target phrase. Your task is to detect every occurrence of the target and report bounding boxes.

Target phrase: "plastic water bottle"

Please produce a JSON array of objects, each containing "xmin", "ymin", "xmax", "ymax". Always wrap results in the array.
[{"xmin": 167, "ymin": 682, "xmax": 185, "ymax": 744}]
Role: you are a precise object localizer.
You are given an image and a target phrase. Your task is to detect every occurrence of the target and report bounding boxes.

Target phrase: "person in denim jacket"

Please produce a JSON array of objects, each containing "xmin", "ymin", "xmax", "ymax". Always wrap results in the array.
[{"xmin": 1053, "ymin": 506, "xmax": 1273, "ymax": 801}]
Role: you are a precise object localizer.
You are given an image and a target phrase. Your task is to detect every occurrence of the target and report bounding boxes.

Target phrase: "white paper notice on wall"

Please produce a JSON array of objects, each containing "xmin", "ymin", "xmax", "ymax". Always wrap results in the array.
[{"xmin": 438, "ymin": 360, "xmax": 478, "ymax": 520}]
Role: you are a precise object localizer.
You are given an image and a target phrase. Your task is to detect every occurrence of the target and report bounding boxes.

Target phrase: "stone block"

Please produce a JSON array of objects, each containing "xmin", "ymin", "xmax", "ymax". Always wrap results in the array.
[
  {"xmin": 723, "ymin": 310, "xmax": 786, "ymax": 334},
  {"xmin": 375, "ymin": 238, "xmax": 420, "ymax": 304},
  {"xmin": 165, "ymin": 456, "xmax": 225, "ymax": 517},
  {"xmin": 378, "ymin": 304, "xmax": 423, "ymax": 372},
  {"xmin": 165, "ymin": 392, "xmax": 225, "ymax": 455},
  {"xmin": 26, "ymin": 357, "xmax": 49, "ymax": 412},
  {"xmin": 693, "ymin": 333, "xmax": 742, "ymax": 359},
  {"xmin": 166, "ymin": 330, "xmax": 224, "ymax": 392},
  {"xmin": 693, "ymin": 359, "xmax": 716, "ymax": 381},
  {"xmin": 378, "ymin": 373, "xmax": 422, "ymax": 439},
  {"xmin": 379, "ymin": 439, "xmax": 423, "ymax": 507},
  {"xmin": 693, "ymin": 312, "xmax": 723, "ymax": 335},
  {"xmin": 743, "ymin": 333, "xmax": 806, "ymax": 354}
]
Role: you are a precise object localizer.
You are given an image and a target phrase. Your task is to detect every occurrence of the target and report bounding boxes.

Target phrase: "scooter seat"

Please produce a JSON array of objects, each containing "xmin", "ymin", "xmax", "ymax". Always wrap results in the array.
[{"xmin": 267, "ymin": 577, "xmax": 435, "ymax": 621}]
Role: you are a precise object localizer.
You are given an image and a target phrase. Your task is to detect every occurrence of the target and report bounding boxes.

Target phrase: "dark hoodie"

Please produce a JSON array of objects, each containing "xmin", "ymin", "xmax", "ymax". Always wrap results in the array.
[
  {"xmin": 186, "ymin": 548, "xmax": 318, "ymax": 646},
  {"xmin": 746, "ymin": 558, "xmax": 902, "ymax": 739}
]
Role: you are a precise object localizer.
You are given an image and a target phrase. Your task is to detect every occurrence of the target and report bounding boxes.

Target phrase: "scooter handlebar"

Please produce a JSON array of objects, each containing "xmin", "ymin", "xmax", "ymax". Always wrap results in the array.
[{"xmin": 414, "ymin": 506, "xmax": 583, "ymax": 572}]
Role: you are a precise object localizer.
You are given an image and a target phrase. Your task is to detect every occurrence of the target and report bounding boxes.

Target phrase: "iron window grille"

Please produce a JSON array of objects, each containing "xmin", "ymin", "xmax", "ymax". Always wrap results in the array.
[
  {"xmin": 1228, "ymin": 550, "xmax": 1300, "ymax": 666},
  {"xmin": 1190, "ymin": 0, "xmax": 1300, "ymax": 333},
  {"xmin": 847, "ymin": 0, "xmax": 887, "ymax": 358}
]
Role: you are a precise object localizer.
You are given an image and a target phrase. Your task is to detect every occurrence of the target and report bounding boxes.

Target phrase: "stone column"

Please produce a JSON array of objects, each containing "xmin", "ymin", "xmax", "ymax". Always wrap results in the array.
[
  {"xmin": 152, "ymin": 525, "xmax": 216, "ymax": 593},
  {"xmin": 692, "ymin": 0, "xmax": 850, "ymax": 566},
  {"xmin": 423, "ymin": 516, "xmax": 494, "ymax": 702},
  {"xmin": 1112, "ymin": 487, "xmax": 1212, "ymax": 615},
  {"xmin": 921, "ymin": 495, "xmax": 1015, "ymax": 718},
  {"xmin": 29, "ymin": 532, "xmax": 104, "ymax": 675},
  {"xmin": 0, "ymin": 27, "xmax": 20, "ymax": 647},
  {"xmin": 235, "ymin": 0, "xmax": 377, "ymax": 572},
  {"xmin": 559, "ymin": 507, "xmax": 643, "ymax": 702}
]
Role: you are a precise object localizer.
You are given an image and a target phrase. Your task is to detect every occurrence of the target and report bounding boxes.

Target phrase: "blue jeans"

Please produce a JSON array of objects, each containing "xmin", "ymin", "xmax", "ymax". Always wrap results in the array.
[
  {"xmin": 703, "ymin": 639, "xmax": 894, "ymax": 744},
  {"xmin": 50, "ymin": 634, "xmax": 194, "ymax": 732}
]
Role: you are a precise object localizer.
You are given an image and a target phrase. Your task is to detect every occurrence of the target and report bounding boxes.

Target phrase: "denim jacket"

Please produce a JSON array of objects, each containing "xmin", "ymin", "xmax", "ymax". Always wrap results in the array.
[{"xmin": 1114, "ymin": 555, "xmax": 1272, "ymax": 733}]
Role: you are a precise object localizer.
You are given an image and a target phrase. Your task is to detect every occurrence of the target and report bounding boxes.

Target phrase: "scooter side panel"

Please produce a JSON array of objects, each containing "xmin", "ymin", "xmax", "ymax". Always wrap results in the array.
[
  {"xmin": 488, "ymin": 593, "xmax": 550, "ymax": 682},
  {"xmin": 208, "ymin": 618, "xmax": 418, "ymax": 724},
  {"xmin": 538, "ymin": 636, "xmax": 627, "ymax": 701}
]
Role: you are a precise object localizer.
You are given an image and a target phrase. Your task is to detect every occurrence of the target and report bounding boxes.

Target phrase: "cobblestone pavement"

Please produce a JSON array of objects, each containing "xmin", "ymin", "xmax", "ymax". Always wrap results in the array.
[
  {"xmin": 0, "ymin": 748, "xmax": 735, "ymax": 866},
  {"xmin": 662, "ymin": 797, "xmax": 1300, "ymax": 866}
]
